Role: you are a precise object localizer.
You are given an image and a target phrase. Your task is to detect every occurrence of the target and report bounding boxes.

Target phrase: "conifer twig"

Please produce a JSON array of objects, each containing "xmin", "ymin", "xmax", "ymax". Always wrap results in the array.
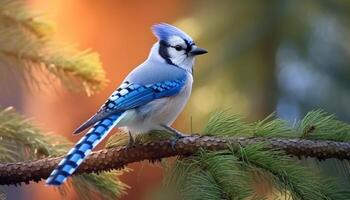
[{"xmin": 0, "ymin": 135, "xmax": 349, "ymax": 185}]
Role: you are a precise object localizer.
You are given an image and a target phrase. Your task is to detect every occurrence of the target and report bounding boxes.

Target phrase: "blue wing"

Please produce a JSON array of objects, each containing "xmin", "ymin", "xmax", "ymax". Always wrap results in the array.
[{"xmin": 73, "ymin": 78, "xmax": 186, "ymax": 134}]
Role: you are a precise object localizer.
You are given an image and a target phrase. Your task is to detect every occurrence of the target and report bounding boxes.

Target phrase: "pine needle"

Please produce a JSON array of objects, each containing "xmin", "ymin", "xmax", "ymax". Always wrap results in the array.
[
  {"xmin": 0, "ymin": 107, "xmax": 128, "ymax": 200},
  {"xmin": 204, "ymin": 110, "xmax": 252, "ymax": 136},
  {"xmin": 163, "ymin": 150, "xmax": 252, "ymax": 200},
  {"xmin": 203, "ymin": 109, "xmax": 350, "ymax": 142},
  {"xmin": 2, "ymin": 105, "xmax": 350, "ymax": 199},
  {"xmin": 297, "ymin": 110, "xmax": 350, "ymax": 141},
  {"xmin": 163, "ymin": 109, "xmax": 350, "ymax": 199},
  {"xmin": 252, "ymin": 113, "xmax": 295, "ymax": 138},
  {"xmin": 234, "ymin": 143, "xmax": 327, "ymax": 199},
  {"xmin": 0, "ymin": 0, "xmax": 107, "ymax": 94},
  {"xmin": 72, "ymin": 170, "xmax": 130, "ymax": 200}
]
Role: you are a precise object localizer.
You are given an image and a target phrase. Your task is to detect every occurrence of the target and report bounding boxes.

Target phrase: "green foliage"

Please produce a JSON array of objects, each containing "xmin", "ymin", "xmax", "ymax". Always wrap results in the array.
[
  {"xmin": 2, "ymin": 106, "xmax": 350, "ymax": 200},
  {"xmin": 0, "ymin": 0, "xmax": 53, "ymax": 38},
  {"xmin": 1, "ymin": 1, "xmax": 349, "ymax": 199},
  {"xmin": 203, "ymin": 109, "xmax": 350, "ymax": 142},
  {"xmin": 0, "ymin": 2, "xmax": 123, "ymax": 199},
  {"xmin": 0, "ymin": 107, "xmax": 128, "ymax": 200},
  {"xmin": 252, "ymin": 113, "xmax": 295, "ymax": 138},
  {"xmin": 107, "ymin": 109, "xmax": 350, "ymax": 199},
  {"xmin": 71, "ymin": 171, "xmax": 130, "ymax": 200},
  {"xmin": 297, "ymin": 110, "xmax": 350, "ymax": 141},
  {"xmin": 160, "ymin": 110, "xmax": 350, "ymax": 200},
  {"xmin": 0, "ymin": 0, "xmax": 107, "ymax": 94},
  {"xmin": 204, "ymin": 110, "xmax": 252, "ymax": 136},
  {"xmin": 163, "ymin": 151, "xmax": 252, "ymax": 200},
  {"xmin": 0, "ymin": 107, "xmax": 70, "ymax": 161},
  {"xmin": 235, "ymin": 143, "xmax": 336, "ymax": 199}
]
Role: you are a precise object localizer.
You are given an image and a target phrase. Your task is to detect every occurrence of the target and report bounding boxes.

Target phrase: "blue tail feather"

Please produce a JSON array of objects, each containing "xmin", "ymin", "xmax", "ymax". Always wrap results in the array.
[{"xmin": 46, "ymin": 113, "xmax": 123, "ymax": 185}]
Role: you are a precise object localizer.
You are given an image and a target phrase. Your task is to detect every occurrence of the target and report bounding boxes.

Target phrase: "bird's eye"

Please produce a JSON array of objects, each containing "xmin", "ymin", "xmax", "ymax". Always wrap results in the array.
[{"xmin": 174, "ymin": 45, "xmax": 183, "ymax": 51}]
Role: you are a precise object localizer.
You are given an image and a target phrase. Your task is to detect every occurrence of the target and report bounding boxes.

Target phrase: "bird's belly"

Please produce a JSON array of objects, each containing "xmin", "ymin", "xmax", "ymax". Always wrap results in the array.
[{"xmin": 118, "ymin": 77, "xmax": 192, "ymax": 134}]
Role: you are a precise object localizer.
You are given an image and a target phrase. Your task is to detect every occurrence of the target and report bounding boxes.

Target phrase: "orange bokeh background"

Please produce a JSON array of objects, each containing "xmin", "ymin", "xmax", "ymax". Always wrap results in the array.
[
  {"xmin": 2, "ymin": 1, "xmax": 350, "ymax": 200},
  {"xmin": 24, "ymin": 1, "xmax": 187, "ymax": 199}
]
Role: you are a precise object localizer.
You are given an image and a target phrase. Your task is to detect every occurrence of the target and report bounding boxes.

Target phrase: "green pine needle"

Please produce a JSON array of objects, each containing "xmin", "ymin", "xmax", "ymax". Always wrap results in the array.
[
  {"xmin": 203, "ymin": 109, "xmax": 350, "ymax": 142},
  {"xmin": 165, "ymin": 156, "xmax": 225, "ymax": 200},
  {"xmin": 163, "ymin": 151, "xmax": 252, "ymax": 200},
  {"xmin": 252, "ymin": 113, "xmax": 295, "ymax": 138},
  {"xmin": 0, "ymin": 0, "xmax": 53, "ymax": 38},
  {"xmin": 0, "ymin": 107, "xmax": 128, "ymax": 200},
  {"xmin": 71, "ymin": 170, "xmax": 130, "ymax": 200},
  {"xmin": 0, "ymin": 107, "xmax": 69, "ymax": 161},
  {"xmin": 196, "ymin": 151, "xmax": 252, "ymax": 199},
  {"xmin": 162, "ymin": 109, "xmax": 350, "ymax": 199},
  {"xmin": 0, "ymin": 0, "xmax": 107, "ymax": 95},
  {"xmin": 234, "ymin": 143, "xmax": 333, "ymax": 199},
  {"xmin": 297, "ymin": 109, "xmax": 350, "ymax": 141},
  {"xmin": 2, "ymin": 104, "xmax": 350, "ymax": 200},
  {"xmin": 204, "ymin": 110, "xmax": 252, "ymax": 136}
]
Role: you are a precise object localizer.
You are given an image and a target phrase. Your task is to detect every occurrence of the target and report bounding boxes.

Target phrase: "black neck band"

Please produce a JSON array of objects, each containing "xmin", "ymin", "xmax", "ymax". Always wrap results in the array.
[{"xmin": 158, "ymin": 40, "xmax": 174, "ymax": 65}]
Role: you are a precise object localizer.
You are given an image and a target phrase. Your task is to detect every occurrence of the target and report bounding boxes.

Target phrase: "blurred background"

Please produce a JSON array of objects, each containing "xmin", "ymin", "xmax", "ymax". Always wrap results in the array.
[{"xmin": 1, "ymin": 0, "xmax": 350, "ymax": 199}]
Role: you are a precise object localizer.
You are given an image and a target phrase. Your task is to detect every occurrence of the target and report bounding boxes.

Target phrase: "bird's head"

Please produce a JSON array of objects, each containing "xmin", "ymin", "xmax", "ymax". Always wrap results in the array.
[{"xmin": 149, "ymin": 23, "xmax": 207, "ymax": 71}]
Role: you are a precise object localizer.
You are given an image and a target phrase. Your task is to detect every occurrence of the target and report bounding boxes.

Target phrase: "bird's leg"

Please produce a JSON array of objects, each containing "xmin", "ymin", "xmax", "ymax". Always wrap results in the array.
[
  {"xmin": 161, "ymin": 125, "xmax": 187, "ymax": 150},
  {"xmin": 161, "ymin": 125, "xmax": 187, "ymax": 138},
  {"xmin": 126, "ymin": 131, "xmax": 135, "ymax": 149}
]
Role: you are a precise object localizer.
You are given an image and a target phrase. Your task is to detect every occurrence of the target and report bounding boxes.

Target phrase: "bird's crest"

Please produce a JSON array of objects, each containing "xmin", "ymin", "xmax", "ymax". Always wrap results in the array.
[{"xmin": 152, "ymin": 23, "xmax": 193, "ymax": 42}]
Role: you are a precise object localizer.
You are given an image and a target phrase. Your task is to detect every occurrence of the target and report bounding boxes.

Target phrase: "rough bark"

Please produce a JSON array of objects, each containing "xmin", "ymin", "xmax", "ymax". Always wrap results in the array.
[{"xmin": 1, "ymin": 135, "xmax": 350, "ymax": 185}]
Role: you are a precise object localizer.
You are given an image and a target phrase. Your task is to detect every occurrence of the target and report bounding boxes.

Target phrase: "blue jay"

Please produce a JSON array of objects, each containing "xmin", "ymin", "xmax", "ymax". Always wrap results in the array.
[{"xmin": 46, "ymin": 23, "xmax": 207, "ymax": 185}]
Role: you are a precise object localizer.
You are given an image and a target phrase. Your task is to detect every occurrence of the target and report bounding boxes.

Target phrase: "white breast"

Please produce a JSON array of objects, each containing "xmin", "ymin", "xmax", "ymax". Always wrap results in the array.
[{"xmin": 117, "ymin": 74, "xmax": 193, "ymax": 134}]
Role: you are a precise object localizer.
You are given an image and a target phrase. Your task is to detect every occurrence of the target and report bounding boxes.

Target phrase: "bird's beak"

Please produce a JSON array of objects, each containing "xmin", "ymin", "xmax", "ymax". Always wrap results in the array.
[{"xmin": 189, "ymin": 46, "xmax": 208, "ymax": 56}]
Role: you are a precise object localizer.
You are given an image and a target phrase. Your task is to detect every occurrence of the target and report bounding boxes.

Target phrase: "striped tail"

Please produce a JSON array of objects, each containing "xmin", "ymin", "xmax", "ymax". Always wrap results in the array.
[{"xmin": 46, "ymin": 113, "xmax": 123, "ymax": 185}]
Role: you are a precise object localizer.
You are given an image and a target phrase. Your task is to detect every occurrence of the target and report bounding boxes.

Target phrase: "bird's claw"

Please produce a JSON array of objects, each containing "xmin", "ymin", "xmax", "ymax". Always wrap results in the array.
[
  {"xmin": 170, "ymin": 133, "xmax": 184, "ymax": 151},
  {"xmin": 160, "ymin": 125, "xmax": 187, "ymax": 150},
  {"xmin": 174, "ymin": 131, "xmax": 186, "ymax": 139}
]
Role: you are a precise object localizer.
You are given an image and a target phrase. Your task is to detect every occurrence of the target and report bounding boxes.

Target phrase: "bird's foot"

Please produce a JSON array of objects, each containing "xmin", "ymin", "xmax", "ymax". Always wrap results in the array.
[
  {"xmin": 161, "ymin": 125, "xmax": 186, "ymax": 150},
  {"xmin": 170, "ymin": 133, "xmax": 185, "ymax": 150}
]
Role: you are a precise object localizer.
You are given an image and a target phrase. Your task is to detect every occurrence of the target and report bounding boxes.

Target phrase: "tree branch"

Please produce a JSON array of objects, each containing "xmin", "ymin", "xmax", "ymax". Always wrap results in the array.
[{"xmin": 1, "ymin": 135, "xmax": 350, "ymax": 186}]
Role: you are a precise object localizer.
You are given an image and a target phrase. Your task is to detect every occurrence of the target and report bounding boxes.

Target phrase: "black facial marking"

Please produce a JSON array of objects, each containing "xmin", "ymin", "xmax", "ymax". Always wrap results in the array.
[
  {"xmin": 158, "ymin": 39, "xmax": 195, "ymax": 66},
  {"xmin": 159, "ymin": 40, "xmax": 174, "ymax": 65},
  {"xmin": 183, "ymin": 39, "xmax": 193, "ymax": 53}
]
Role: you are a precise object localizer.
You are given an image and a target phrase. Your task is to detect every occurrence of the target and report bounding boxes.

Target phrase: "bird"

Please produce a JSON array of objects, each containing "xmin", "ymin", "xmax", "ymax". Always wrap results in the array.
[{"xmin": 46, "ymin": 23, "xmax": 207, "ymax": 185}]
